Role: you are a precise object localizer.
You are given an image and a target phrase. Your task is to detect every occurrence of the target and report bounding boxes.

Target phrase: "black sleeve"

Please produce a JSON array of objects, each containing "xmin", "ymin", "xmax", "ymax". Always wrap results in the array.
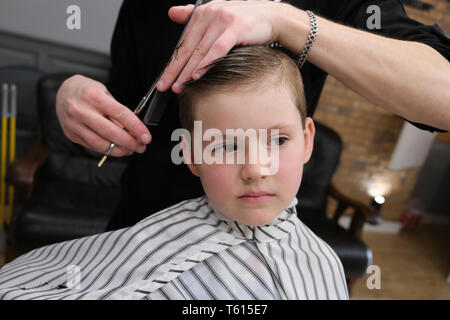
[
  {"xmin": 301, "ymin": 0, "xmax": 449, "ymax": 132},
  {"xmin": 105, "ymin": 0, "xmax": 141, "ymax": 110},
  {"xmin": 323, "ymin": 0, "xmax": 450, "ymax": 61}
]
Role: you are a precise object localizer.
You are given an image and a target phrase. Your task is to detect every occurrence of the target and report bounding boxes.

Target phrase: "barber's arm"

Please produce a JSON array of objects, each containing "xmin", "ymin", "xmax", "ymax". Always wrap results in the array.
[
  {"xmin": 279, "ymin": 1, "xmax": 450, "ymax": 132},
  {"xmin": 55, "ymin": 1, "xmax": 151, "ymax": 157},
  {"xmin": 159, "ymin": 0, "xmax": 450, "ymax": 131}
]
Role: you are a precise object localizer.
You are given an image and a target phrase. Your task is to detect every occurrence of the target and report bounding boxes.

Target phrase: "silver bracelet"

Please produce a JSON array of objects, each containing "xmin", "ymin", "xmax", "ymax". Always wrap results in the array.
[{"xmin": 297, "ymin": 10, "xmax": 318, "ymax": 69}]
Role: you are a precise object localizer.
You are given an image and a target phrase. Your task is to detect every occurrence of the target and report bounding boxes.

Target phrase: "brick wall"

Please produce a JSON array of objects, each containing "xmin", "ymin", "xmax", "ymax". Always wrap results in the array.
[{"xmin": 314, "ymin": 0, "xmax": 449, "ymax": 221}]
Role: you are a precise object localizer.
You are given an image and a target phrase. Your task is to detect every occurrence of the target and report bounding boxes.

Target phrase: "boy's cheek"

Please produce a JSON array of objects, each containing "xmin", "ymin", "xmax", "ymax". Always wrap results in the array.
[
  {"xmin": 199, "ymin": 165, "xmax": 235, "ymax": 197},
  {"xmin": 277, "ymin": 152, "xmax": 304, "ymax": 186},
  {"xmin": 277, "ymin": 162, "xmax": 303, "ymax": 183}
]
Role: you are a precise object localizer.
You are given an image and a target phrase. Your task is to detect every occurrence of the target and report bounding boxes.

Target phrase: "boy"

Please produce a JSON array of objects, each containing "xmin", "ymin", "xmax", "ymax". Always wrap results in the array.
[{"xmin": 0, "ymin": 46, "xmax": 348, "ymax": 300}]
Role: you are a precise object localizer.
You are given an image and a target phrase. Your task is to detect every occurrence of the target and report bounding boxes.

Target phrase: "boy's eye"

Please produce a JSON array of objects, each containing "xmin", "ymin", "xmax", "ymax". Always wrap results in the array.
[
  {"xmin": 270, "ymin": 136, "xmax": 288, "ymax": 146},
  {"xmin": 215, "ymin": 144, "xmax": 237, "ymax": 153}
]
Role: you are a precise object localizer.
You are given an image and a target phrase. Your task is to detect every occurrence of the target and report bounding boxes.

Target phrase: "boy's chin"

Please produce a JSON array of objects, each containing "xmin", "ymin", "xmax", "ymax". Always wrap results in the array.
[{"xmin": 237, "ymin": 212, "xmax": 280, "ymax": 227}]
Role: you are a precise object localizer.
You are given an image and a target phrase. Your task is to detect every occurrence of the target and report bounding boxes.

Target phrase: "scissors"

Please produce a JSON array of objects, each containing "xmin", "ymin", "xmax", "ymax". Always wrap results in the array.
[{"xmin": 98, "ymin": 0, "xmax": 205, "ymax": 167}]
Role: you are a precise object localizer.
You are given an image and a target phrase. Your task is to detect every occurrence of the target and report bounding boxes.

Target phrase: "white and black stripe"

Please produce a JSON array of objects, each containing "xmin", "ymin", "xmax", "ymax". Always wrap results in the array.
[{"xmin": 0, "ymin": 196, "xmax": 348, "ymax": 300}]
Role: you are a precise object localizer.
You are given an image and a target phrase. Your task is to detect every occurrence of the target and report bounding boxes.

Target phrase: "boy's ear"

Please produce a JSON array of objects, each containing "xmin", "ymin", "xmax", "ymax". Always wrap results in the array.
[
  {"xmin": 302, "ymin": 117, "xmax": 315, "ymax": 164},
  {"xmin": 181, "ymin": 135, "xmax": 199, "ymax": 177}
]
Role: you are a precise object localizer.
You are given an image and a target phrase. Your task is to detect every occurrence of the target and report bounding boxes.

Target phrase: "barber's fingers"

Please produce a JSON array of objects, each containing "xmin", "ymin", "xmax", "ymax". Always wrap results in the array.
[
  {"xmin": 80, "ymin": 108, "xmax": 146, "ymax": 154},
  {"xmin": 67, "ymin": 120, "xmax": 135, "ymax": 158},
  {"xmin": 173, "ymin": 24, "xmax": 228, "ymax": 92},
  {"xmin": 81, "ymin": 87, "xmax": 152, "ymax": 146},
  {"xmin": 159, "ymin": 1, "xmax": 279, "ymax": 92},
  {"xmin": 160, "ymin": 4, "xmax": 218, "ymax": 93},
  {"xmin": 191, "ymin": 29, "xmax": 237, "ymax": 81},
  {"xmin": 168, "ymin": 4, "xmax": 195, "ymax": 24},
  {"xmin": 103, "ymin": 117, "xmax": 147, "ymax": 154}
]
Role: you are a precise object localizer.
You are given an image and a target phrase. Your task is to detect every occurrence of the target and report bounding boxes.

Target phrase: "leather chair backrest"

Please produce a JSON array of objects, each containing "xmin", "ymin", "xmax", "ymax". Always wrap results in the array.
[
  {"xmin": 36, "ymin": 73, "xmax": 126, "ymax": 187},
  {"xmin": 297, "ymin": 121, "xmax": 343, "ymax": 215}
]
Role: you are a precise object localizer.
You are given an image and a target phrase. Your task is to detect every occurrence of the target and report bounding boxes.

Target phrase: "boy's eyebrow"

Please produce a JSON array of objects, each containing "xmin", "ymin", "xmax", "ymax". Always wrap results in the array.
[
  {"xmin": 215, "ymin": 124, "xmax": 297, "ymax": 134},
  {"xmin": 267, "ymin": 123, "xmax": 297, "ymax": 131},
  {"xmin": 201, "ymin": 123, "xmax": 298, "ymax": 145}
]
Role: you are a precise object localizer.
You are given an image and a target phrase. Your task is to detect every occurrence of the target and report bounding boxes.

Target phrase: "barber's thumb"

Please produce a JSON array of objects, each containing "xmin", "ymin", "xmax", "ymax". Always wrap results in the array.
[{"xmin": 168, "ymin": 4, "xmax": 195, "ymax": 24}]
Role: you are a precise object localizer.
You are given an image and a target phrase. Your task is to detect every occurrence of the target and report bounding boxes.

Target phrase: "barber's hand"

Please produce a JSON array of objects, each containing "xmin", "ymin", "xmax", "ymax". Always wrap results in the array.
[
  {"xmin": 56, "ymin": 74, "xmax": 152, "ymax": 157},
  {"xmin": 157, "ymin": 0, "xmax": 280, "ymax": 93}
]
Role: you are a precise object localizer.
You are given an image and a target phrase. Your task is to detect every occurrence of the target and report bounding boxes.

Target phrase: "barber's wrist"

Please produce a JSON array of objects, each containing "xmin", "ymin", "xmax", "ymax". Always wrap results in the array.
[{"xmin": 274, "ymin": 3, "xmax": 311, "ymax": 53}]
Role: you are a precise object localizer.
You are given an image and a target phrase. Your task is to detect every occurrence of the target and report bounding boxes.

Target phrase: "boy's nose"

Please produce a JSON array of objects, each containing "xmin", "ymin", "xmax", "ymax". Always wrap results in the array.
[{"xmin": 240, "ymin": 161, "xmax": 268, "ymax": 182}]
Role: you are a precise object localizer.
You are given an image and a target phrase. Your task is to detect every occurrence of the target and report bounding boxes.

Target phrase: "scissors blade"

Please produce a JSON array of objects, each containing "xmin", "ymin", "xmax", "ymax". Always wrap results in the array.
[
  {"xmin": 141, "ymin": 0, "xmax": 205, "ymax": 125},
  {"xmin": 134, "ymin": 78, "xmax": 158, "ymax": 115}
]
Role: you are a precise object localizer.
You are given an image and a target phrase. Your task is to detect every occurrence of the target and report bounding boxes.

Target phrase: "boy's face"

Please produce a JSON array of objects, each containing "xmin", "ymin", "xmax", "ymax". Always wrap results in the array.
[{"xmin": 183, "ymin": 82, "xmax": 315, "ymax": 226}]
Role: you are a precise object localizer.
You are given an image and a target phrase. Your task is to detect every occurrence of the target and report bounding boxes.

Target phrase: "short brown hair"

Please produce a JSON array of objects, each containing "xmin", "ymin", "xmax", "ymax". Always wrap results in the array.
[{"xmin": 178, "ymin": 46, "xmax": 306, "ymax": 132}]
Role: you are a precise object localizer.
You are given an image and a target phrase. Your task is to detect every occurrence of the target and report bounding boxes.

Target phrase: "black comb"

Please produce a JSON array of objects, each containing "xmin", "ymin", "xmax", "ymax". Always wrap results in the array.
[
  {"xmin": 142, "ymin": 88, "xmax": 172, "ymax": 125},
  {"xmin": 142, "ymin": 0, "xmax": 205, "ymax": 126}
]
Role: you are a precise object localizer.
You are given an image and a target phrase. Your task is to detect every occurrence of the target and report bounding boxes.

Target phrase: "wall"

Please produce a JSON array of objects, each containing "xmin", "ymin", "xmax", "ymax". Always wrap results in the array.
[
  {"xmin": 315, "ymin": 0, "xmax": 449, "ymax": 221},
  {"xmin": 412, "ymin": 138, "xmax": 450, "ymax": 216},
  {"xmin": 0, "ymin": 0, "xmax": 123, "ymax": 54}
]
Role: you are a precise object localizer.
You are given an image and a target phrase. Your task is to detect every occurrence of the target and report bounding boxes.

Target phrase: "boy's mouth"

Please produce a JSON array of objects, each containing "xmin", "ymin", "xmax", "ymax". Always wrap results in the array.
[{"xmin": 238, "ymin": 191, "xmax": 274, "ymax": 204}]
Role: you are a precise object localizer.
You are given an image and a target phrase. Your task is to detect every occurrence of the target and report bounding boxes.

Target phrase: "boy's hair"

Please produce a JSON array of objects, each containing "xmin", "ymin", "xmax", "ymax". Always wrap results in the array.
[{"xmin": 177, "ymin": 45, "xmax": 307, "ymax": 132}]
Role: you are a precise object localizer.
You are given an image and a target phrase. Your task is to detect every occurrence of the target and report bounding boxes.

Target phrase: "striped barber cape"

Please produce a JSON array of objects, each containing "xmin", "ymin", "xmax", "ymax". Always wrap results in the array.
[{"xmin": 0, "ymin": 196, "xmax": 349, "ymax": 300}]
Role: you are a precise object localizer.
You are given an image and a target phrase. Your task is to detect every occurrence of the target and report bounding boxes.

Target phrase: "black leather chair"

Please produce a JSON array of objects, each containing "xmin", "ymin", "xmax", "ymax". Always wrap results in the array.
[
  {"xmin": 5, "ymin": 73, "xmax": 127, "ymax": 258},
  {"xmin": 297, "ymin": 122, "xmax": 375, "ymax": 288},
  {"xmin": 6, "ymin": 73, "xmax": 374, "ymax": 292}
]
